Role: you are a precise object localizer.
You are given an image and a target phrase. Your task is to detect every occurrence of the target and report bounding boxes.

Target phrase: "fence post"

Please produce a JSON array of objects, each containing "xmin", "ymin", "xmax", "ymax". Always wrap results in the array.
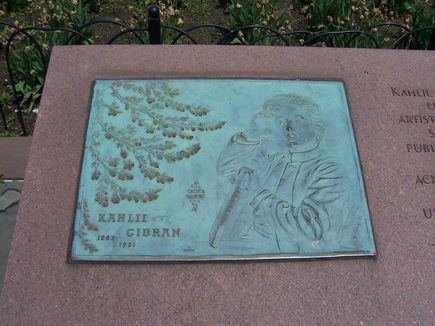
[
  {"xmin": 429, "ymin": 27, "xmax": 435, "ymax": 50},
  {"xmin": 148, "ymin": 5, "xmax": 161, "ymax": 44},
  {"xmin": 0, "ymin": 103, "xmax": 7, "ymax": 131}
]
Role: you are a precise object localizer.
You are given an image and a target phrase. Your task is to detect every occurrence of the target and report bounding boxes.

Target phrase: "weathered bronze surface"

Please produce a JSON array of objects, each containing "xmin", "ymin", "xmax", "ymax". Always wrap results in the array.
[{"xmin": 71, "ymin": 79, "xmax": 375, "ymax": 261}]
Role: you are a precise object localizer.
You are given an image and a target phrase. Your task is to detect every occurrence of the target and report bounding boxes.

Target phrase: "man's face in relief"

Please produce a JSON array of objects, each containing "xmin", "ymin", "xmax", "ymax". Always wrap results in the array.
[{"xmin": 284, "ymin": 107, "xmax": 319, "ymax": 153}]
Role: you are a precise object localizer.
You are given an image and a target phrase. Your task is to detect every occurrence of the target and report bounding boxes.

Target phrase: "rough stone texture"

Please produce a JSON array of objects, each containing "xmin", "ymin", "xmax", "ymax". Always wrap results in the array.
[
  {"xmin": 0, "ymin": 137, "xmax": 32, "ymax": 179},
  {"xmin": 0, "ymin": 181, "xmax": 22, "ymax": 294},
  {"xmin": 0, "ymin": 46, "xmax": 434, "ymax": 325}
]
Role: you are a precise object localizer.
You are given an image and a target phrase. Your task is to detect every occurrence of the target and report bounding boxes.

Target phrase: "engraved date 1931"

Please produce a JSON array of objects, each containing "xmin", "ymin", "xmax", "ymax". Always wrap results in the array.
[{"xmin": 119, "ymin": 241, "xmax": 136, "ymax": 248}]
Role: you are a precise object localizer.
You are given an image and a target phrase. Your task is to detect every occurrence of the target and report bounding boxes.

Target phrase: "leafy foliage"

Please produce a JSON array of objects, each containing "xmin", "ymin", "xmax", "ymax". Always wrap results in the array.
[
  {"xmin": 0, "ymin": 0, "xmax": 93, "ymax": 135},
  {"xmin": 83, "ymin": 0, "xmax": 103, "ymax": 13},
  {"xmin": 301, "ymin": 0, "xmax": 434, "ymax": 48},
  {"xmin": 226, "ymin": 0, "xmax": 296, "ymax": 45},
  {"xmin": 78, "ymin": 199, "xmax": 98, "ymax": 253},
  {"xmin": 89, "ymin": 81, "xmax": 225, "ymax": 207}
]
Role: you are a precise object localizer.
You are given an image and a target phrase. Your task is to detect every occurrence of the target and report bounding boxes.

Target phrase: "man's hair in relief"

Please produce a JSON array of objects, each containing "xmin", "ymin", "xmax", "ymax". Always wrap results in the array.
[{"xmin": 262, "ymin": 93, "xmax": 324, "ymax": 143}]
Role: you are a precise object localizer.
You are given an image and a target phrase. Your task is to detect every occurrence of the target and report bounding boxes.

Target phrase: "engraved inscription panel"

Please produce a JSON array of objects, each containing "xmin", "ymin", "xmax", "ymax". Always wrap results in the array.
[
  {"xmin": 390, "ymin": 86, "xmax": 435, "ymax": 221},
  {"xmin": 70, "ymin": 79, "xmax": 376, "ymax": 261}
]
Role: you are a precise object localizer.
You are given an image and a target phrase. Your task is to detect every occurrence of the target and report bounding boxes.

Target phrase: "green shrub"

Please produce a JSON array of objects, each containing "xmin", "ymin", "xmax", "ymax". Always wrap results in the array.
[
  {"xmin": 83, "ymin": 0, "xmax": 103, "ymax": 13},
  {"xmin": 5, "ymin": 0, "xmax": 92, "ymax": 124},
  {"xmin": 395, "ymin": 0, "xmax": 435, "ymax": 49},
  {"xmin": 11, "ymin": 0, "xmax": 29, "ymax": 12},
  {"xmin": 301, "ymin": 0, "xmax": 433, "ymax": 48},
  {"xmin": 226, "ymin": 0, "xmax": 296, "ymax": 45}
]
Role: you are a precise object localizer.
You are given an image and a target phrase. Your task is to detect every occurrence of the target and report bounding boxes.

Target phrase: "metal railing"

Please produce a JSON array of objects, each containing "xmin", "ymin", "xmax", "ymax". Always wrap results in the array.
[{"xmin": 0, "ymin": 5, "xmax": 434, "ymax": 135}]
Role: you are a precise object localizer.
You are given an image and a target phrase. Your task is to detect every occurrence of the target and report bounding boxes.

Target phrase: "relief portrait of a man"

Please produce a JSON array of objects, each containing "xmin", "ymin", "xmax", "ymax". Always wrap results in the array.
[{"xmin": 209, "ymin": 93, "xmax": 345, "ymax": 253}]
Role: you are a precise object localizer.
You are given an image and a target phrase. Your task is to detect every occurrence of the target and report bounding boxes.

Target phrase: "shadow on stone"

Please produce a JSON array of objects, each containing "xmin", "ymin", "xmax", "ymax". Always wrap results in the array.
[{"xmin": 0, "ymin": 181, "xmax": 22, "ymax": 294}]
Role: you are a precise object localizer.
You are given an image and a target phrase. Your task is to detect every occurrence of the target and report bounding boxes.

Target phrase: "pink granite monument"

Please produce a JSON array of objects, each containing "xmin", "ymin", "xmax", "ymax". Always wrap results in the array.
[{"xmin": 0, "ymin": 45, "xmax": 433, "ymax": 324}]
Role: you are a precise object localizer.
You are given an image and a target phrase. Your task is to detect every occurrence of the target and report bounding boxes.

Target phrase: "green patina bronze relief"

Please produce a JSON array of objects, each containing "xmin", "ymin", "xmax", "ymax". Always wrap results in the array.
[{"xmin": 70, "ymin": 79, "xmax": 376, "ymax": 261}]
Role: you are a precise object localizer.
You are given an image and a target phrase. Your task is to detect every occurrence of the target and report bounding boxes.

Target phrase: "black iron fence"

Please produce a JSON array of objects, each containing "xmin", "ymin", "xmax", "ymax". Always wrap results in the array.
[{"xmin": 0, "ymin": 5, "xmax": 434, "ymax": 135}]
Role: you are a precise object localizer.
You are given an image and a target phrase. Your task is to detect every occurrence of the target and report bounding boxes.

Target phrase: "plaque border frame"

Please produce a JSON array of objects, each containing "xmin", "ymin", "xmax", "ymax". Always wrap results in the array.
[{"xmin": 68, "ymin": 77, "xmax": 377, "ymax": 263}]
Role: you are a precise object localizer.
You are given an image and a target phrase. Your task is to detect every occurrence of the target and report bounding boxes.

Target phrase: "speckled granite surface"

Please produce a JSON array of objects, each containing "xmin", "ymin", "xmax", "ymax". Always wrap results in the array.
[
  {"xmin": 0, "ymin": 137, "xmax": 32, "ymax": 179},
  {"xmin": 0, "ymin": 46, "xmax": 433, "ymax": 325}
]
